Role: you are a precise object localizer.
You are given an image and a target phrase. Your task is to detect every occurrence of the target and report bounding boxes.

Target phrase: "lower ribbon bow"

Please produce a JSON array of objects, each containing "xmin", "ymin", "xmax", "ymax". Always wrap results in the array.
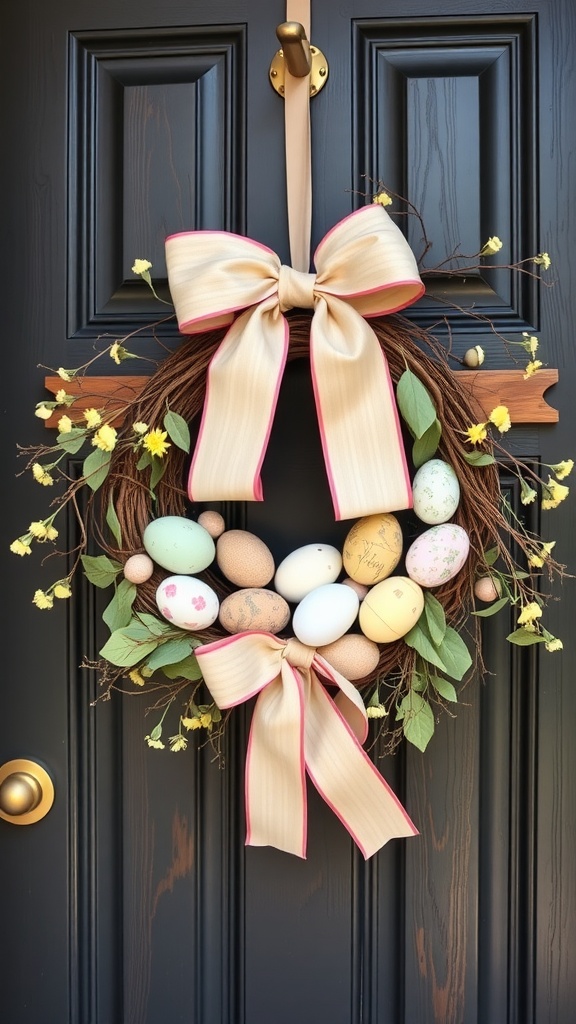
[{"xmin": 195, "ymin": 631, "xmax": 418, "ymax": 858}]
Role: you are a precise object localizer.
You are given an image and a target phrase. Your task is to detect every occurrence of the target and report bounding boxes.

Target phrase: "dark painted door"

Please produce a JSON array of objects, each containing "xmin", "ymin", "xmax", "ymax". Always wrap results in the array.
[{"xmin": 2, "ymin": 1, "xmax": 575, "ymax": 1022}]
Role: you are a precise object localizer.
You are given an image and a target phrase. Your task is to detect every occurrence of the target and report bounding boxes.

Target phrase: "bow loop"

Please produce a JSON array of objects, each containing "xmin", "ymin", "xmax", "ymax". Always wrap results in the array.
[{"xmin": 195, "ymin": 631, "xmax": 418, "ymax": 859}]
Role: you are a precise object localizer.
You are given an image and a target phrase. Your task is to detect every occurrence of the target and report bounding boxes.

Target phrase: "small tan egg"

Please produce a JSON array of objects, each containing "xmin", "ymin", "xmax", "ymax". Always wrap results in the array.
[
  {"xmin": 343, "ymin": 513, "xmax": 403, "ymax": 585},
  {"xmin": 123, "ymin": 553, "xmax": 154, "ymax": 584},
  {"xmin": 474, "ymin": 576, "xmax": 502, "ymax": 602},
  {"xmin": 342, "ymin": 578, "xmax": 369, "ymax": 600},
  {"xmin": 317, "ymin": 634, "xmax": 380, "ymax": 680},
  {"xmin": 197, "ymin": 510, "xmax": 226, "ymax": 538},
  {"xmin": 219, "ymin": 589, "xmax": 290, "ymax": 635},
  {"xmin": 359, "ymin": 576, "xmax": 424, "ymax": 644},
  {"xmin": 217, "ymin": 530, "xmax": 275, "ymax": 588}
]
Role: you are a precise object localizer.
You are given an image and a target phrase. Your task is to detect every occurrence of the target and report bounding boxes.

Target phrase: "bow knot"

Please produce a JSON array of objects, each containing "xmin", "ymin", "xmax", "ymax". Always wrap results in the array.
[
  {"xmin": 282, "ymin": 637, "xmax": 315, "ymax": 670},
  {"xmin": 278, "ymin": 264, "xmax": 316, "ymax": 311}
]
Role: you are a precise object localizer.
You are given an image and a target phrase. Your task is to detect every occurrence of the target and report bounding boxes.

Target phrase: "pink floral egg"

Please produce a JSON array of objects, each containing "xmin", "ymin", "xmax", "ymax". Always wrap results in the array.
[
  {"xmin": 405, "ymin": 524, "xmax": 469, "ymax": 588},
  {"xmin": 155, "ymin": 575, "xmax": 219, "ymax": 631}
]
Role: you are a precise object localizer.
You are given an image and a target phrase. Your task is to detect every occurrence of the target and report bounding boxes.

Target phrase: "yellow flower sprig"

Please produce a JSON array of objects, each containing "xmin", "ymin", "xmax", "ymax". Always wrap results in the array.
[{"xmin": 464, "ymin": 404, "xmax": 512, "ymax": 445}]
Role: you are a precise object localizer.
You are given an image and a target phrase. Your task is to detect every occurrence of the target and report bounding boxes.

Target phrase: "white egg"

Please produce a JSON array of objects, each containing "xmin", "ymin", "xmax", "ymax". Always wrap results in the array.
[
  {"xmin": 292, "ymin": 583, "xmax": 359, "ymax": 648},
  {"xmin": 412, "ymin": 459, "xmax": 461, "ymax": 524},
  {"xmin": 156, "ymin": 575, "xmax": 219, "ymax": 631},
  {"xmin": 274, "ymin": 543, "xmax": 342, "ymax": 603}
]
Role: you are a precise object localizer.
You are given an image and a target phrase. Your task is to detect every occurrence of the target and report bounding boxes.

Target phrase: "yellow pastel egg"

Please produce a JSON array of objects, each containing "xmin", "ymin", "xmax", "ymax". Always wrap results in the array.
[
  {"xmin": 317, "ymin": 634, "xmax": 380, "ymax": 680},
  {"xmin": 359, "ymin": 576, "xmax": 424, "ymax": 643},
  {"xmin": 343, "ymin": 513, "xmax": 403, "ymax": 586}
]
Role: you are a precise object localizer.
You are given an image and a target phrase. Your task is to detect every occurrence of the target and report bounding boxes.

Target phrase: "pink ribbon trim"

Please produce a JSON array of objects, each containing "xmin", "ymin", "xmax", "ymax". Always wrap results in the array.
[{"xmin": 195, "ymin": 631, "xmax": 418, "ymax": 859}]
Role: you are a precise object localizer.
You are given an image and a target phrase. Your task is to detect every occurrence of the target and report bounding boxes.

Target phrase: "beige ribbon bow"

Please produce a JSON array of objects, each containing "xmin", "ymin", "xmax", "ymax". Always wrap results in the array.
[
  {"xmin": 195, "ymin": 631, "xmax": 418, "ymax": 858},
  {"xmin": 165, "ymin": 205, "xmax": 424, "ymax": 521}
]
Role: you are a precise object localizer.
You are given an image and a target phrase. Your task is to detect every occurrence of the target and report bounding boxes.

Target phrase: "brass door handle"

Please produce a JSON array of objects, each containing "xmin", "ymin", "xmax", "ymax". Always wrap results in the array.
[
  {"xmin": 269, "ymin": 22, "xmax": 329, "ymax": 97},
  {"xmin": 0, "ymin": 759, "xmax": 54, "ymax": 825}
]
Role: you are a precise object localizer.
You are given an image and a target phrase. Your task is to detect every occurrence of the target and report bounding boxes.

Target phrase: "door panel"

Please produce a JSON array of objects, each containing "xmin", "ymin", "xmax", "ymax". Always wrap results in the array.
[{"xmin": 2, "ymin": 2, "xmax": 575, "ymax": 1023}]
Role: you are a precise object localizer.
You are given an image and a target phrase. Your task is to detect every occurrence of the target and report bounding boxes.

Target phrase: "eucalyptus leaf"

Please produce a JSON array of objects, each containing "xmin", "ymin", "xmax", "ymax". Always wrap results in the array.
[
  {"xmin": 396, "ymin": 368, "xmax": 437, "ymax": 439},
  {"xmin": 102, "ymin": 579, "xmax": 137, "ymax": 632},
  {"xmin": 397, "ymin": 692, "xmax": 435, "ymax": 752},
  {"xmin": 57, "ymin": 427, "xmax": 87, "ymax": 454},
  {"xmin": 423, "ymin": 591, "xmax": 447, "ymax": 646},
  {"xmin": 145, "ymin": 636, "xmax": 197, "ymax": 671},
  {"xmin": 506, "ymin": 628, "xmax": 547, "ymax": 646},
  {"xmin": 81, "ymin": 554, "xmax": 123, "ymax": 588},
  {"xmin": 105, "ymin": 496, "xmax": 123, "ymax": 547},
  {"xmin": 164, "ymin": 410, "xmax": 190, "ymax": 453},
  {"xmin": 404, "ymin": 620, "xmax": 448, "ymax": 674},
  {"xmin": 136, "ymin": 450, "xmax": 153, "ymax": 471},
  {"xmin": 483, "ymin": 546, "xmax": 500, "ymax": 566},
  {"xmin": 149, "ymin": 455, "xmax": 167, "ymax": 494},
  {"xmin": 472, "ymin": 596, "xmax": 510, "ymax": 618},
  {"xmin": 436, "ymin": 626, "xmax": 472, "ymax": 681},
  {"xmin": 99, "ymin": 626, "xmax": 159, "ymax": 667},
  {"xmin": 430, "ymin": 675, "xmax": 458, "ymax": 702},
  {"xmin": 412, "ymin": 418, "xmax": 442, "ymax": 468},
  {"xmin": 162, "ymin": 653, "xmax": 204, "ymax": 681},
  {"xmin": 462, "ymin": 450, "xmax": 496, "ymax": 467},
  {"xmin": 82, "ymin": 447, "xmax": 111, "ymax": 491},
  {"xmin": 134, "ymin": 612, "xmax": 174, "ymax": 636}
]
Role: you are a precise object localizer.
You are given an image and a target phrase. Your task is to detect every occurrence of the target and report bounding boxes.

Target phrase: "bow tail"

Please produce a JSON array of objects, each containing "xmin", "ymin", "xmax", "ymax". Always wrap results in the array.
[
  {"xmin": 188, "ymin": 301, "xmax": 289, "ymax": 502},
  {"xmin": 304, "ymin": 672, "xmax": 418, "ymax": 858},
  {"xmin": 246, "ymin": 664, "xmax": 307, "ymax": 857},
  {"xmin": 310, "ymin": 297, "xmax": 412, "ymax": 521}
]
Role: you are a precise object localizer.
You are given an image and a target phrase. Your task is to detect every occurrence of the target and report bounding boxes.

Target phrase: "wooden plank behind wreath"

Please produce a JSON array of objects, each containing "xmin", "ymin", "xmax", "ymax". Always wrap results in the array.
[{"xmin": 43, "ymin": 370, "xmax": 559, "ymax": 428}]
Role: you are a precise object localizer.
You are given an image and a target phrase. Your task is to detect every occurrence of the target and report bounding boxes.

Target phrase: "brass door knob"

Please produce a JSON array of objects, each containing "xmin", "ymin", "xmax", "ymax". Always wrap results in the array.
[{"xmin": 0, "ymin": 759, "xmax": 54, "ymax": 825}]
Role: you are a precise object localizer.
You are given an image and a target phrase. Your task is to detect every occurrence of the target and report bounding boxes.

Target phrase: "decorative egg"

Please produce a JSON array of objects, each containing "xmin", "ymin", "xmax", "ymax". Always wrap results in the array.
[
  {"xmin": 274, "ymin": 544, "xmax": 342, "ymax": 603},
  {"xmin": 143, "ymin": 516, "xmax": 215, "ymax": 575},
  {"xmin": 342, "ymin": 513, "xmax": 403, "ymax": 585},
  {"xmin": 216, "ymin": 530, "xmax": 275, "ymax": 588},
  {"xmin": 292, "ymin": 583, "xmax": 359, "ymax": 648},
  {"xmin": 474, "ymin": 576, "xmax": 502, "ymax": 602},
  {"xmin": 219, "ymin": 588, "xmax": 291, "ymax": 635},
  {"xmin": 359, "ymin": 576, "xmax": 424, "ymax": 643},
  {"xmin": 123, "ymin": 553, "xmax": 154, "ymax": 584},
  {"xmin": 405, "ymin": 524, "xmax": 470, "ymax": 588},
  {"xmin": 156, "ymin": 575, "xmax": 219, "ymax": 631},
  {"xmin": 197, "ymin": 510, "xmax": 226, "ymax": 538},
  {"xmin": 342, "ymin": 577, "xmax": 369, "ymax": 600},
  {"xmin": 317, "ymin": 634, "xmax": 380, "ymax": 680},
  {"xmin": 412, "ymin": 459, "xmax": 461, "ymax": 524}
]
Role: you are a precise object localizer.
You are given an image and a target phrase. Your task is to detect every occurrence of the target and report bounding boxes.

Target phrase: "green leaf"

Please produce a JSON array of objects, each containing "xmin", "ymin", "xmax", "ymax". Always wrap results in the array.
[
  {"xmin": 462, "ymin": 450, "xmax": 496, "ymax": 467},
  {"xmin": 472, "ymin": 596, "xmax": 510, "ymax": 618},
  {"xmin": 82, "ymin": 447, "xmax": 111, "ymax": 491},
  {"xmin": 162, "ymin": 653, "xmax": 204, "ymax": 681},
  {"xmin": 99, "ymin": 626, "xmax": 159, "ymax": 667},
  {"xmin": 423, "ymin": 591, "xmax": 447, "ymax": 646},
  {"xmin": 81, "ymin": 554, "xmax": 123, "ymax": 588},
  {"xmin": 397, "ymin": 692, "xmax": 435, "ymax": 751},
  {"xmin": 145, "ymin": 636, "xmax": 197, "ymax": 671},
  {"xmin": 105, "ymin": 496, "xmax": 123, "ymax": 547},
  {"xmin": 164, "ymin": 410, "xmax": 190, "ymax": 453},
  {"xmin": 483, "ymin": 546, "xmax": 500, "ymax": 566},
  {"xmin": 436, "ymin": 626, "xmax": 472, "ymax": 681},
  {"xmin": 430, "ymin": 675, "xmax": 458, "ymax": 702},
  {"xmin": 404, "ymin": 620, "xmax": 448, "ymax": 674},
  {"xmin": 136, "ymin": 450, "xmax": 153, "ymax": 471},
  {"xmin": 149, "ymin": 455, "xmax": 167, "ymax": 494},
  {"xmin": 410, "ymin": 671, "xmax": 426, "ymax": 693},
  {"xmin": 396, "ymin": 368, "xmax": 437, "ymax": 439},
  {"xmin": 102, "ymin": 579, "xmax": 137, "ymax": 632},
  {"xmin": 412, "ymin": 418, "xmax": 442, "ymax": 468},
  {"xmin": 57, "ymin": 427, "xmax": 87, "ymax": 454},
  {"xmin": 134, "ymin": 612, "xmax": 173, "ymax": 636},
  {"xmin": 506, "ymin": 628, "xmax": 547, "ymax": 646}
]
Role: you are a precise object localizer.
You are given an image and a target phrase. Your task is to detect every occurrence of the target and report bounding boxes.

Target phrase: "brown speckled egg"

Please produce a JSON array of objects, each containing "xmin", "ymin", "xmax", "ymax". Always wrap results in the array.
[
  {"xmin": 317, "ymin": 633, "xmax": 380, "ymax": 680},
  {"xmin": 123, "ymin": 553, "xmax": 154, "ymax": 584},
  {"xmin": 342, "ymin": 578, "xmax": 369, "ymax": 601},
  {"xmin": 216, "ymin": 530, "xmax": 275, "ymax": 588},
  {"xmin": 198, "ymin": 510, "xmax": 226, "ymax": 539},
  {"xmin": 474, "ymin": 576, "xmax": 502, "ymax": 602},
  {"xmin": 219, "ymin": 589, "xmax": 290, "ymax": 635}
]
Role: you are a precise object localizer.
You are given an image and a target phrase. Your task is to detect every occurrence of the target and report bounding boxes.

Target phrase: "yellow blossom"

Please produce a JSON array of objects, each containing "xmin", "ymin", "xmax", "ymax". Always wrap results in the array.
[
  {"xmin": 550, "ymin": 459, "xmax": 573, "ymax": 480},
  {"xmin": 92, "ymin": 423, "xmax": 117, "ymax": 452},
  {"xmin": 545, "ymin": 636, "xmax": 563, "ymax": 652},
  {"xmin": 528, "ymin": 541, "xmax": 556, "ymax": 568},
  {"xmin": 524, "ymin": 360, "xmax": 543, "ymax": 379},
  {"xmin": 128, "ymin": 669, "xmax": 146, "ymax": 687},
  {"xmin": 10, "ymin": 538, "xmax": 32, "ymax": 556},
  {"xmin": 32, "ymin": 463, "xmax": 45, "ymax": 481},
  {"xmin": 521, "ymin": 332, "xmax": 539, "ymax": 356},
  {"xmin": 132, "ymin": 259, "xmax": 152, "ymax": 275},
  {"xmin": 29, "ymin": 521, "xmax": 48, "ymax": 539},
  {"xmin": 84, "ymin": 408, "xmax": 102, "ymax": 429},
  {"xmin": 33, "ymin": 590, "xmax": 54, "ymax": 610},
  {"xmin": 45, "ymin": 525, "xmax": 58, "ymax": 541},
  {"xmin": 542, "ymin": 476, "xmax": 570, "ymax": 510},
  {"xmin": 35, "ymin": 405, "xmax": 53, "ymax": 420},
  {"xmin": 367, "ymin": 704, "xmax": 388, "ymax": 719},
  {"xmin": 132, "ymin": 421, "xmax": 149, "ymax": 435},
  {"xmin": 40, "ymin": 471, "xmax": 54, "ymax": 486},
  {"xmin": 533, "ymin": 252, "xmax": 551, "ymax": 270},
  {"xmin": 182, "ymin": 716, "xmax": 202, "ymax": 731},
  {"xmin": 109, "ymin": 341, "xmax": 121, "ymax": 364},
  {"xmin": 55, "ymin": 389, "xmax": 68, "ymax": 404},
  {"xmin": 53, "ymin": 582, "xmax": 72, "ymax": 599},
  {"xmin": 169, "ymin": 734, "xmax": 188, "ymax": 752},
  {"xmin": 143, "ymin": 428, "xmax": 171, "ymax": 458},
  {"xmin": 200, "ymin": 712, "xmax": 212, "ymax": 728},
  {"xmin": 144, "ymin": 735, "xmax": 165, "ymax": 749},
  {"xmin": 373, "ymin": 191, "xmax": 393, "ymax": 207},
  {"xmin": 480, "ymin": 236, "xmax": 503, "ymax": 256},
  {"xmin": 473, "ymin": 345, "xmax": 485, "ymax": 366},
  {"xmin": 465, "ymin": 422, "xmax": 488, "ymax": 445},
  {"xmin": 520, "ymin": 477, "xmax": 537, "ymax": 505},
  {"xmin": 517, "ymin": 602, "xmax": 542, "ymax": 627},
  {"xmin": 489, "ymin": 405, "xmax": 511, "ymax": 433},
  {"xmin": 57, "ymin": 367, "xmax": 73, "ymax": 381},
  {"xmin": 58, "ymin": 414, "xmax": 73, "ymax": 433}
]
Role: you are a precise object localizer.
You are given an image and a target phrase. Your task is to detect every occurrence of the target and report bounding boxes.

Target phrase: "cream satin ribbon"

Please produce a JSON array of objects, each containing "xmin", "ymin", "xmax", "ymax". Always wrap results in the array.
[
  {"xmin": 195, "ymin": 632, "xmax": 418, "ymax": 858},
  {"xmin": 165, "ymin": 205, "xmax": 424, "ymax": 520},
  {"xmin": 284, "ymin": 0, "xmax": 312, "ymax": 272}
]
